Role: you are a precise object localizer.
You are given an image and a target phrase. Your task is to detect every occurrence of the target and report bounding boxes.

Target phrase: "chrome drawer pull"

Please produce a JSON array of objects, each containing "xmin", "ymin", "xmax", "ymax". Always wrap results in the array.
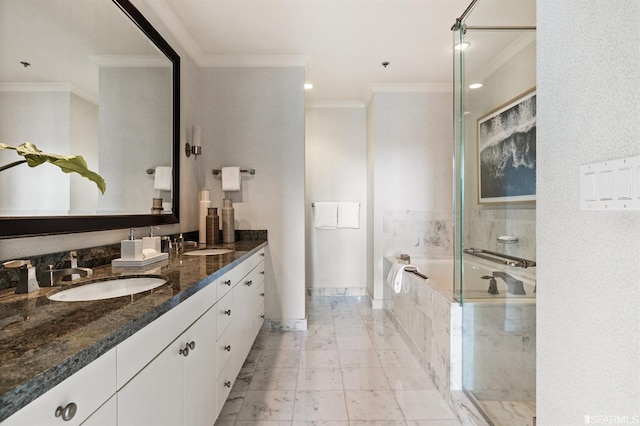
[
  {"xmin": 223, "ymin": 280, "xmax": 231, "ymax": 286},
  {"xmin": 245, "ymin": 280, "xmax": 253, "ymax": 286},
  {"xmin": 224, "ymin": 345, "xmax": 231, "ymax": 351},
  {"xmin": 224, "ymin": 309, "xmax": 231, "ymax": 316},
  {"xmin": 179, "ymin": 341, "xmax": 196, "ymax": 357},
  {"xmin": 260, "ymin": 292, "xmax": 265, "ymax": 297},
  {"xmin": 224, "ymin": 381, "xmax": 232, "ymax": 387},
  {"xmin": 55, "ymin": 402, "xmax": 77, "ymax": 421}
]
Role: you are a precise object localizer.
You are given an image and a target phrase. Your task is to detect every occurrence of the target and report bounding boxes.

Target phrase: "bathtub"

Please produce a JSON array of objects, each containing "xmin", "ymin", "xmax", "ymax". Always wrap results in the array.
[
  {"xmin": 408, "ymin": 257, "xmax": 536, "ymax": 302},
  {"xmin": 383, "ymin": 256, "xmax": 536, "ymax": 424}
]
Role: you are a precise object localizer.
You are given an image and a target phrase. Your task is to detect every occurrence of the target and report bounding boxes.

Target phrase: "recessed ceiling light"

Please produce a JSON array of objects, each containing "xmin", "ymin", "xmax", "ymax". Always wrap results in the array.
[
  {"xmin": 469, "ymin": 83, "xmax": 483, "ymax": 89},
  {"xmin": 304, "ymin": 83, "xmax": 314, "ymax": 90},
  {"xmin": 454, "ymin": 42, "xmax": 470, "ymax": 51}
]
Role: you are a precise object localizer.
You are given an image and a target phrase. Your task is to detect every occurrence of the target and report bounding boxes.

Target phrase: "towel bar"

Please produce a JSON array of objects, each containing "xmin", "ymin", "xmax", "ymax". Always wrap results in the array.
[
  {"xmin": 212, "ymin": 169, "xmax": 255, "ymax": 176},
  {"xmin": 463, "ymin": 248, "xmax": 536, "ymax": 269}
]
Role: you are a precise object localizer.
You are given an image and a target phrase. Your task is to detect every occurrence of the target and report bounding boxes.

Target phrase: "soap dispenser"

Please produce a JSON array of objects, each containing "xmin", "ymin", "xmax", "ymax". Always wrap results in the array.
[
  {"xmin": 142, "ymin": 226, "xmax": 162, "ymax": 253},
  {"xmin": 121, "ymin": 228, "xmax": 143, "ymax": 260}
]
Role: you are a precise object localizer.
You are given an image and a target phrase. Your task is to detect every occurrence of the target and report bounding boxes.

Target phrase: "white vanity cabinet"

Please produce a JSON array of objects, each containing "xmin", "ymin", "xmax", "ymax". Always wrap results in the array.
[
  {"xmin": 2, "ymin": 349, "xmax": 117, "ymax": 426},
  {"xmin": 117, "ymin": 246, "xmax": 265, "ymax": 425},
  {"xmin": 117, "ymin": 304, "xmax": 217, "ymax": 426},
  {"xmin": 80, "ymin": 395, "xmax": 117, "ymax": 425},
  {"xmin": 1, "ymin": 245, "xmax": 266, "ymax": 426}
]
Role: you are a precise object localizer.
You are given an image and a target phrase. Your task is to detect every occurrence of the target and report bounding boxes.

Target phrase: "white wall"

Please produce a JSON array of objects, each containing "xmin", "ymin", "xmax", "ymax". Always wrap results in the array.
[
  {"xmin": 367, "ymin": 90, "xmax": 453, "ymax": 303},
  {"xmin": 69, "ymin": 94, "xmax": 99, "ymax": 214},
  {"xmin": 198, "ymin": 67, "xmax": 306, "ymax": 325},
  {"xmin": 98, "ymin": 67, "xmax": 172, "ymax": 214},
  {"xmin": 305, "ymin": 105, "xmax": 367, "ymax": 293},
  {"xmin": 0, "ymin": 90, "xmax": 71, "ymax": 215},
  {"xmin": 537, "ymin": 1, "xmax": 640, "ymax": 424}
]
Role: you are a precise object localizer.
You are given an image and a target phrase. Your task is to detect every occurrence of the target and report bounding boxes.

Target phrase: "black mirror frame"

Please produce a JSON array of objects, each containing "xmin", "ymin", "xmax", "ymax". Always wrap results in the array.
[{"xmin": 0, "ymin": 0, "xmax": 180, "ymax": 238}]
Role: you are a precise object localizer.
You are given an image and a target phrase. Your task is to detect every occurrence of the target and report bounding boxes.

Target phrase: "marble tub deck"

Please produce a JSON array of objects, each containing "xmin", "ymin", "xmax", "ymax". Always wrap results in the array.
[{"xmin": 215, "ymin": 295, "xmax": 462, "ymax": 426}]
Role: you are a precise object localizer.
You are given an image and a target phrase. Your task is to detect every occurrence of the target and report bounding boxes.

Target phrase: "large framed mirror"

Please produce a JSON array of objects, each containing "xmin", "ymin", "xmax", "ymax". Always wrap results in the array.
[{"xmin": 0, "ymin": 0, "xmax": 180, "ymax": 237}]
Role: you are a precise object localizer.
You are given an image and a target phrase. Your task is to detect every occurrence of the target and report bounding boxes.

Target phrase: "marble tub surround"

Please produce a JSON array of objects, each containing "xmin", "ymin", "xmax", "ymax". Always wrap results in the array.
[
  {"xmin": 383, "ymin": 210, "xmax": 453, "ymax": 259},
  {"xmin": 0, "ymin": 238, "xmax": 267, "ymax": 422}
]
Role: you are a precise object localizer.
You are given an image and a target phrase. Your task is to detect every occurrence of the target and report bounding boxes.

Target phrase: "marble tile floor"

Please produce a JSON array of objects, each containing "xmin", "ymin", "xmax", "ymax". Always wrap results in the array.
[{"xmin": 215, "ymin": 296, "xmax": 462, "ymax": 426}]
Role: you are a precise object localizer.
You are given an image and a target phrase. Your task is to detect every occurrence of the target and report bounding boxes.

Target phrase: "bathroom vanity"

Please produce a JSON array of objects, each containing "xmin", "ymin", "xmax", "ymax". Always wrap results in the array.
[{"xmin": 0, "ymin": 239, "xmax": 267, "ymax": 425}]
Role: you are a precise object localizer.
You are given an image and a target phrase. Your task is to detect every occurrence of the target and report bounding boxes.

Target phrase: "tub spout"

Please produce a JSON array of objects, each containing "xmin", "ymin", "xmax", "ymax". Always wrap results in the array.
[{"xmin": 492, "ymin": 271, "xmax": 526, "ymax": 295}]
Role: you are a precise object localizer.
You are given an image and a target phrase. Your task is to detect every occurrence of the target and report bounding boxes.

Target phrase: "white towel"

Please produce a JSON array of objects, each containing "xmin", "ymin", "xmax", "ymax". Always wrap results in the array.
[
  {"xmin": 154, "ymin": 166, "xmax": 172, "ymax": 191},
  {"xmin": 313, "ymin": 202, "xmax": 338, "ymax": 229},
  {"xmin": 386, "ymin": 262, "xmax": 415, "ymax": 294},
  {"xmin": 338, "ymin": 202, "xmax": 360, "ymax": 229},
  {"xmin": 221, "ymin": 167, "xmax": 241, "ymax": 191}
]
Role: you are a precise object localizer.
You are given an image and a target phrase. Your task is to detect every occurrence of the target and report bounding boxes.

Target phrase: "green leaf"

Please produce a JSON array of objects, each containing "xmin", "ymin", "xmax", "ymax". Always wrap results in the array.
[{"xmin": 0, "ymin": 142, "xmax": 106, "ymax": 194}]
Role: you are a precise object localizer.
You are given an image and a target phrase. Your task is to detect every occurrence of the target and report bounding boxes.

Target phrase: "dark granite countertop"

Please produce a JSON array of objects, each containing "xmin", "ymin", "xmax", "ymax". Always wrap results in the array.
[{"xmin": 0, "ymin": 238, "xmax": 267, "ymax": 422}]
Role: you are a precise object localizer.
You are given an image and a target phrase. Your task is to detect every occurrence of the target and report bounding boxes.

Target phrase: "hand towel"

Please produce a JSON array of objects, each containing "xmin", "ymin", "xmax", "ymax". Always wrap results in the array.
[
  {"xmin": 154, "ymin": 166, "xmax": 172, "ymax": 191},
  {"xmin": 221, "ymin": 167, "xmax": 241, "ymax": 191},
  {"xmin": 313, "ymin": 202, "xmax": 338, "ymax": 229},
  {"xmin": 338, "ymin": 202, "xmax": 360, "ymax": 229},
  {"xmin": 386, "ymin": 262, "xmax": 416, "ymax": 294}
]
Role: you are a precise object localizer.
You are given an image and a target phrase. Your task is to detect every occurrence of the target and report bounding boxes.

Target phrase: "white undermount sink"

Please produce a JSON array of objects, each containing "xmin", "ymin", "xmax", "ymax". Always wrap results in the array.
[
  {"xmin": 48, "ymin": 276, "xmax": 168, "ymax": 302},
  {"xmin": 184, "ymin": 249, "xmax": 233, "ymax": 256}
]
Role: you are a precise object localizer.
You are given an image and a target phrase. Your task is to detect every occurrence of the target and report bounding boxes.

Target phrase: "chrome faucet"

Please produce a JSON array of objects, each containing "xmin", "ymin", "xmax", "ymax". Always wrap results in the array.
[
  {"xmin": 41, "ymin": 265, "xmax": 93, "ymax": 287},
  {"xmin": 492, "ymin": 271, "xmax": 526, "ymax": 295},
  {"xmin": 3, "ymin": 260, "xmax": 40, "ymax": 294}
]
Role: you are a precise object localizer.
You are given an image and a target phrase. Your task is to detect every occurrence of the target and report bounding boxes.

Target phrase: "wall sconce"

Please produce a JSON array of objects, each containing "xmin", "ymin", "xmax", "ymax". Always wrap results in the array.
[{"xmin": 185, "ymin": 125, "xmax": 202, "ymax": 159}]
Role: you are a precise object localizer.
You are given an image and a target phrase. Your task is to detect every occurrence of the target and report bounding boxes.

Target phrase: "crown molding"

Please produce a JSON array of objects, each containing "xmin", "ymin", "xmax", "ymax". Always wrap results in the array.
[
  {"xmin": 369, "ymin": 83, "xmax": 452, "ymax": 93},
  {"xmin": 306, "ymin": 100, "xmax": 365, "ymax": 109},
  {"xmin": 87, "ymin": 55, "xmax": 170, "ymax": 67},
  {"xmin": 0, "ymin": 82, "xmax": 97, "ymax": 104}
]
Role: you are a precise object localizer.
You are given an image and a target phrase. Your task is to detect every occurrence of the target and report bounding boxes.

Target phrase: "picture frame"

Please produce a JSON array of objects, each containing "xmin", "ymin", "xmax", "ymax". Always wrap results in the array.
[{"xmin": 477, "ymin": 88, "xmax": 536, "ymax": 203}]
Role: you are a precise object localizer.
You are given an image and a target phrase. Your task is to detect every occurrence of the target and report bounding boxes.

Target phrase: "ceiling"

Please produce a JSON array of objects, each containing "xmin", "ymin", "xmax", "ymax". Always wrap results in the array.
[
  {"xmin": 144, "ymin": 0, "xmax": 478, "ymax": 103},
  {"xmin": 0, "ymin": 0, "xmax": 536, "ymax": 105}
]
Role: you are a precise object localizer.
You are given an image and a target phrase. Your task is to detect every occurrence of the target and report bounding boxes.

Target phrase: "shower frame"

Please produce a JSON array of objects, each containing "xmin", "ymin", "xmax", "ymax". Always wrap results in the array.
[{"xmin": 451, "ymin": 1, "xmax": 537, "ymax": 425}]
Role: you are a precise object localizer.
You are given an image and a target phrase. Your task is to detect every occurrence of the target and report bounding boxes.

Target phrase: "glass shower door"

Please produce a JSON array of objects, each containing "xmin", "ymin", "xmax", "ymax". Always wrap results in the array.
[{"xmin": 452, "ymin": 12, "xmax": 537, "ymax": 426}]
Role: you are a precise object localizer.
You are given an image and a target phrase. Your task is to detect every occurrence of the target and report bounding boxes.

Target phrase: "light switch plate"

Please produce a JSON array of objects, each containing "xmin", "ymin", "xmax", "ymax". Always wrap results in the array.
[{"xmin": 580, "ymin": 155, "xmax": 640, "ymax": 210}]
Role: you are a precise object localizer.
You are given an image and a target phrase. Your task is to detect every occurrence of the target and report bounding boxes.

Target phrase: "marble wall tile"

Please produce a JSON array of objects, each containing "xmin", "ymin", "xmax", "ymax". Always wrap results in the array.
[
  {"xmin": 463, "ymin": 208, "xmax": 536, "ymax": 263},
  {"xmin": 383, "ymin": 210, "xmax": 453, "ymax": 258}
]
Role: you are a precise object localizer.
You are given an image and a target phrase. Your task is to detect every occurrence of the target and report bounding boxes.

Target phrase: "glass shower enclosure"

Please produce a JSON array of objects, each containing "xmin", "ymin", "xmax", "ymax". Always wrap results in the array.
[{"xmin": 452, "ymin": 1, "xmax": 537, "ymax": 424}]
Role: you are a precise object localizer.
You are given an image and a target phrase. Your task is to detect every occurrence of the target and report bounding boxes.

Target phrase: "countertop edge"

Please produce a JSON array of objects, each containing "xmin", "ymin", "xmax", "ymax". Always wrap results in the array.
[{"xmin": 0, "ymin": 241, "xmax": 267, "ymax": 422}]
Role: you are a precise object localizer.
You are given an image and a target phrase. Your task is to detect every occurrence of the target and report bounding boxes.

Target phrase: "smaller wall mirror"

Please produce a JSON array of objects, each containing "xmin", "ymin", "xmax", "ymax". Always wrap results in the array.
[{"xmin": 0, "ymin": 0, "xmax": 180, "ymax": 237}]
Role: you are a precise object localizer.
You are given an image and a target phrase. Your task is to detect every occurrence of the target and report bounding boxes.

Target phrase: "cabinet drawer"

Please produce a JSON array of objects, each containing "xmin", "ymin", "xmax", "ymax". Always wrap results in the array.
[
  {"xmin": 254, "ymin": 281, "xmax": 265, "ymax": 315},
  {"xmin": 216, "ymin": 272, "xmax": 233, "ymax": 301},
  {"xmin": 215, "ymin": 327, "xmax": 233, "ymax": 378},
  {"xmin": 3, "ymin": 349, "xmax": 116, "ymax": 426},
  {"xmin": 241, "ymin": 262, "xmax": 265, "ymax": 292},
  {"xmin": 216, "ymin": 290, "xmax": 233, "ymax": 340},
  {"xmin": 216, "ymin": 361, "xmax": 235, "ymax": 418},
  {"xmin": 216, "ymin": 248, "xmax": 265, "ymax": 302}
]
